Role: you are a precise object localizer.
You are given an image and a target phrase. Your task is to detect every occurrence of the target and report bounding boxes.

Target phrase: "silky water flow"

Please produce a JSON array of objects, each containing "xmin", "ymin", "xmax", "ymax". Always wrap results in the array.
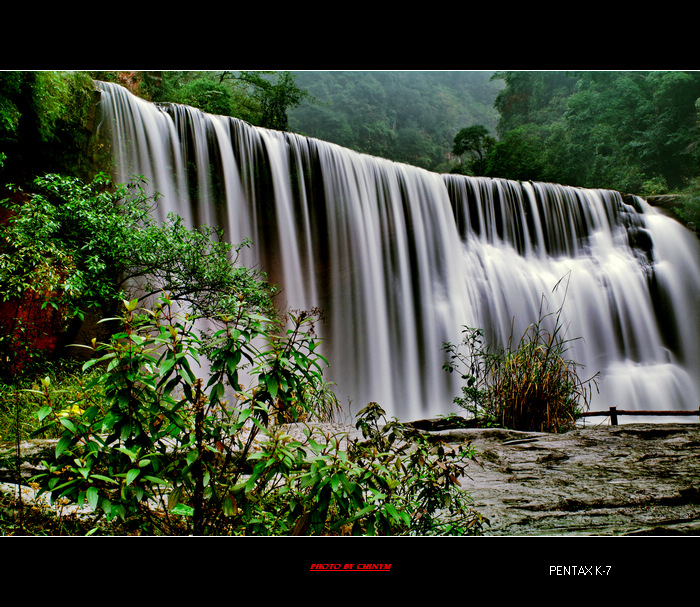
[{"xmin": 95, "ymin": 81, "xmax": 700, "ymax": 423}]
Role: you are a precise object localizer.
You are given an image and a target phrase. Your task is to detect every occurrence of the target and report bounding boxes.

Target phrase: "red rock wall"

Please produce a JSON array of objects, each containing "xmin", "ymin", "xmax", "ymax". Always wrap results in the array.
[{"xmin": 0, "ymin": 193, "xmax": 66, "ymax": 378}]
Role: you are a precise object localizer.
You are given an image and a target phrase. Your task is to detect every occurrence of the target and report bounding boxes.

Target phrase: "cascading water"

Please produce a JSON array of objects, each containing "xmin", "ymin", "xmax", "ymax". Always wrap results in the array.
[{"xmin": 95, "ymin": 80, "xmax": 700, "ymax": 423}]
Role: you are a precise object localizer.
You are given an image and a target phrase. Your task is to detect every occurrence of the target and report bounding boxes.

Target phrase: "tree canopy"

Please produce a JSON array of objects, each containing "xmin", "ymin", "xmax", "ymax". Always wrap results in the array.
[
  {"xmin": 485, "ymin": 70, "xmax": 700, "ymax": 196},
  {"xmin": 287, "ymin": 71, "xmax": 503, "ymax": 172},
  {"xmin": 130, "ymin": 70, "xmax": 310, "ymax": 131},
  {"xmin": 451, "ymin": 125, "xmax": 495, "ymax": 176}
]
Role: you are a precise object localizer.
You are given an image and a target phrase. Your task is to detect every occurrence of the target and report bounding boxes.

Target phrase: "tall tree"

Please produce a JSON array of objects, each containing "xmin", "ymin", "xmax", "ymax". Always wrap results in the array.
[
  {"xmin": 492, "ymin": 71, "xmax": 578, "ymax": 137},
  {"xmin": 451, "ymin": 124, "xmax": 495, "ymax": 175},
  {"xmin": 219, "ymin": 71, "xmax": 309, "ymax": 131}
]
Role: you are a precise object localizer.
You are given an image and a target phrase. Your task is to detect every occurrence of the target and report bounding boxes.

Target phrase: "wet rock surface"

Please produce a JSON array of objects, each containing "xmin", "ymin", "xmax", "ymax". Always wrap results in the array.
[
  {"xmin": 422, "ymin": 422, "xmax": 700, "ymax": 536},
  {"xmin": 3, "ymin": 422, "xmax": 700, "ymax": 537}
]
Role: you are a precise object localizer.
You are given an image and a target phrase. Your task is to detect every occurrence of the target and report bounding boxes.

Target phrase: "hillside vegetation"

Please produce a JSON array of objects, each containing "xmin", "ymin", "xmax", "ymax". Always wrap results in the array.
[
  {"xmin": 288, "ymin": 70, "xmax": 503, "ymax": 172},
  {"xmin": 289, "ymin": 70, "xmax": 700, "ymax": 227}
]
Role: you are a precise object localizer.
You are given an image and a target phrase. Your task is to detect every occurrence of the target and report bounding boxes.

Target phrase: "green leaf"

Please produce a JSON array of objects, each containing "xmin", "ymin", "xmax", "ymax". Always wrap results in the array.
[
  {"xmin": 23, "ymin": 389, "xmax": 48, "ymax": 397},
  {"xmin": 330, "ymin": 473, "xmax": 340, "ymax": 493},
  {"xmin": 186, "ymin": 450, "xmax": 199, "ymax": 466},
  {"xmin": 86, "ymin": 487, "xmax": 99, "ymax": 510},
  {"xmin": 339, "ymin": 473, "xmax": 356, "ymax": 496},
  {"xmin": 168, "ymin": 486, "xmax": 183, "ymax": 510},
  {"xmin": 307, "ymin": 438, "xmax": 326, "ymax": 453},
  {"xmin": 119, "ymin": 420, "xmax": 133, "ymax": 442},
  {"xmin": 226, "ymin": 349, "xmax": 242, "ymax": 374},
  {"xmin": 55, "ymin": 435, "xmax": 72, "ymax": 457},
  {"xmin": 171, "ymin": 503, "xmax": 193, "ymax": 517},
  {"xmin": 245, "ymin": 474, "xmax": 258, "ymax": 493},
  {"xmin": 209, "ymin": 381, "xmax": 225, "ymax": 406},
  {"xmin": 159, "ymin": 356, "xmax": 176, "ymax": 377},
  {"xmin": 37, "ymin": 406, "xmax": 53, "ymax": 421},
  {"xmin": 91, "ymin": 474, "xmax": 119, "ymax": 485},
  {"xmin": 222, "ymin": 495, "xmax": 237, "ymax": 516},
  {"xmin": 265, "ymin": 374, "xmax": 278, "ymax": 400},
  {"xmin": 83, "ymin": 406, "xmax": 101, "ymax": 424},
  {"xmin": 59, "ymin": 417, "xmax": 77, "ymax": 433},
  {"xmin": 143, "ymin": 475, "xmax": 169, "ymax": 486},
  {"xmin": 124, "ymin": 298, "xmax": 139, "ymax": 311},
  {"xmin": 126, "ymin": 468, "xmax": 140, "ymax": 485},
  {"xmin": 383, "ymin": 503, "xmax": 402, "ymax": 524},
  {"xmin": 115, "ymin": 446, "xmax": 137, "ymax": 462}
]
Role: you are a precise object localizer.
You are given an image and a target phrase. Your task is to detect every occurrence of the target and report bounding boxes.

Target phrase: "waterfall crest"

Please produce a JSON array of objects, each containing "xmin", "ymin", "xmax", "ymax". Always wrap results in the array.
[{"xmin": 95, "ymin": 81, "xmax": 700, "ymax": 421}]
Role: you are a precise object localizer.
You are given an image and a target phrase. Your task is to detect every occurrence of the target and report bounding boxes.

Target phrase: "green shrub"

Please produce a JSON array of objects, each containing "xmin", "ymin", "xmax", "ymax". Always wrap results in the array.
[
  {"xmin": 346, "ymin": 402, "xmax": 486, "ymax": 536},
  {"xmin": 25, "ymin": 297, "xmax": 484, "ymax": 535},
  {"xmin": 444, "ymin": 279, "xmax": 598, "ymax": 433},
  {"xmin": 0, "ymin": 360, "xmax": 104, "ymax": 444},
  {"xmin": 2, "ymin": 172, "xmax": 272, "ymax": 320},
  {"xmin": 0, "ymin": 172, "xmax": 274, "ymax": 377},
  {"xmin": 0, "ymin": 72, "xmax": 23, "ymax": 142}
]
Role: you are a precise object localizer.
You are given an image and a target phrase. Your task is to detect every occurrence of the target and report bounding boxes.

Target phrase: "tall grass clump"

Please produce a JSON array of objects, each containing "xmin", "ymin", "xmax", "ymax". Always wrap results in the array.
[{"xmin": 444, "ymin": 276, "xmax": 599, "ymax": 433}]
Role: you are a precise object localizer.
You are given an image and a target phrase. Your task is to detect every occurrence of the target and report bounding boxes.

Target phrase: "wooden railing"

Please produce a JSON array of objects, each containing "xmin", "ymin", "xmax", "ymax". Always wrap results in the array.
[{"xmin": 579, "ymin": 406, "xmax": 700, "ymax": 426}]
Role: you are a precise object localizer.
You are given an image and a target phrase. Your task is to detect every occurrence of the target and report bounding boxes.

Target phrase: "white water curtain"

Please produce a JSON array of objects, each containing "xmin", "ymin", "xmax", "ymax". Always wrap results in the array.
[{"xmin": 96, "ymin": 81, "xmax": 700, "ymax": 422}]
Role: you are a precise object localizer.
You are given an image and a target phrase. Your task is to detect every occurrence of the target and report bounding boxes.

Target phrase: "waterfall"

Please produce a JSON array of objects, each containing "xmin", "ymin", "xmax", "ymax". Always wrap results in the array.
[{"xmin": 95, "ymin": 81, "xmax": 700, "ymax": 422}]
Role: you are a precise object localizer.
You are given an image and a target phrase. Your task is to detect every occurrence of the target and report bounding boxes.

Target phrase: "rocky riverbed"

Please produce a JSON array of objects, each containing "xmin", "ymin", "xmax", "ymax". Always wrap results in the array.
[{"xmin": 3, "ymin": 421, "xmax": 700, "ymax": 536}]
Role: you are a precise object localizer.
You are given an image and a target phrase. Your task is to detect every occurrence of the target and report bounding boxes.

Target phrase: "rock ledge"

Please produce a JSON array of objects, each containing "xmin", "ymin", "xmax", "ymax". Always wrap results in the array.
[{"xmin": 423, "ymin": 422, "xmax": 700, "ymax": 535}]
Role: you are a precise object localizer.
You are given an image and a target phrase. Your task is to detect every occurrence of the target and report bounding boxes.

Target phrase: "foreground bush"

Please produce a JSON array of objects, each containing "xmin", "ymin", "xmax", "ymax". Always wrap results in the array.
[{"xmin": 25, "ymin": 297, "xmax": 484, "ymax": 535}]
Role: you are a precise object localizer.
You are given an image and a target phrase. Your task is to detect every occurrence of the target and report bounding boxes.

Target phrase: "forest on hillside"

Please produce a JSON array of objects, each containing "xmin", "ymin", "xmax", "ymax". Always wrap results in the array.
[
  {"xmin": 288, "ymin": 71, "xmax": 503, "ymax": 172},
  {"xmin": 290, "ymin": 71, "xmax": 700, "ymax": 190},
  {"xmin": 289, "ymin": 70, "xmax": 700, "ymax": 228}
]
